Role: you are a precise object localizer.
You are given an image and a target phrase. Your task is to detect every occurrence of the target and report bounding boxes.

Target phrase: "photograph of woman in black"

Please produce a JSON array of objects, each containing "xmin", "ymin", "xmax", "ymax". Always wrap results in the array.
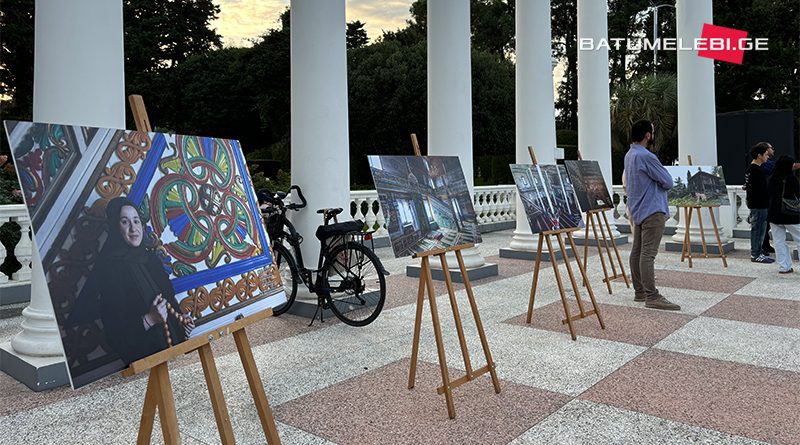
[{"xmin": 94, "ymin": 197, "xmax": 195, "ymax": 365}]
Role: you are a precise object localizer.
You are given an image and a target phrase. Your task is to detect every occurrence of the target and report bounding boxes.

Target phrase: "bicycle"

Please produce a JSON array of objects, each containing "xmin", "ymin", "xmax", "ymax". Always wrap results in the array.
[{"xmin": 258, "ymin": 185, "xmax": 388, "ymax": 326}]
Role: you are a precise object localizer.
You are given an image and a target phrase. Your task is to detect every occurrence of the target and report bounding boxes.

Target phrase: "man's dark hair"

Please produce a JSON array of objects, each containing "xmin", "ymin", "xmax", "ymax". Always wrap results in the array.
[
  {"xmin": 750, "ymin": 142, "xmax": 770, "ymax": 160},
  {"xmin": 631, "ymin": 120, "xmax": 653, "ymax": 143}
]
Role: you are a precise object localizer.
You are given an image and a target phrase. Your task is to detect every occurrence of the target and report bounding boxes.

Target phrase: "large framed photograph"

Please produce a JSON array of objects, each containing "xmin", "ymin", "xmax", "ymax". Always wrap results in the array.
[
  {"xmin": 564, "ymin": 160, "xmax": 614, "ymax": 211},
  {"xmin": 665, "ymin": 165, "xmax": 730, "ymax": 206},
  {"xmin": 4, "ymin": 121, "xmax": 286, "ymax": 388},
  {"xmin": 368, "ymin": 156, "xmax": 481, "ymax": 258},
  {"xmin": 510, "ymin": 164, "xmax": 584, "ymax": 233}
]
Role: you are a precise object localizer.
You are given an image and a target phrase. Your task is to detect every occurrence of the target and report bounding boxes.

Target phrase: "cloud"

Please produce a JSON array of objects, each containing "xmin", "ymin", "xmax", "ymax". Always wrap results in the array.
[{"xmin": 212, "ymin": 0, "xmax": 411, "ymax": 47}]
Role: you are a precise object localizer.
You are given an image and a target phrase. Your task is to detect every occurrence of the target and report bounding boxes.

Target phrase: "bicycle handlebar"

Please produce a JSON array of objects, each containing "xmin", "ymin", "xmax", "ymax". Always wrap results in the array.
[{"xmin": 257, "ymin": 185, "xmax": 307, "ymax": 211}]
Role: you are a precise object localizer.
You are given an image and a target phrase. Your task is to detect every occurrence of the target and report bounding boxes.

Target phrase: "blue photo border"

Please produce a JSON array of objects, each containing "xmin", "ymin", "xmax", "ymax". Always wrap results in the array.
[{"xmin": 127, "ymin": 133, "xmax": 272, "ymax": 294}]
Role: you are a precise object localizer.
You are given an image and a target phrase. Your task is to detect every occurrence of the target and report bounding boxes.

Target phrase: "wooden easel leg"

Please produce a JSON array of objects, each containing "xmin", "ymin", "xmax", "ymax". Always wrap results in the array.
[
  {"xmin": 582, "ymin": 217, "xmax": 590, "ymax": 288},
  {"xmin": 568, "ymin": 232, "xmax": 605, "ymax": 330},
  {"xmin": 589, "ymin": 212, "xmax": 613, "ymax": 294},
  {"xmin": 455, "ymin": 250, "xmax": 501, "ymax": 394},
  {"xmin": 198, "ymin": 344, "xmax": 235, "ymax": 445},
  {"xmin": 697, "ymin": 207, "xmax": 708, "ymax": 258},
  {"xmin": 153, "ymin": 363, "xmax": 180, "ymax": 445},
  {"xmin": 680, "ymin": 207, "xmax": 688, "ymax": 262},
  {"xmin": 423, "ymin": 257, "xmax": 456, "ymax": 419},
  {"xmin": 526, "ymin": 234, "xmax": 544, "ymax": 323},
  {"xmin": 234, "ymin": 330, "xmax": 282, "ymax": 445},
  {"xmin": 137, "ymin": 369, "xmax": 159, "ymax": 445},
  {"xmin": 545, "ymin": 234, "xmax": 577, "ymax": 340},
  {"xmin": 708, "ymin": 207, "xmax": 728, "ymax": 267},
  {"xmin": 685, "ymin": 207, "xmax": 694, "ymax": 268},
  {"xmin": 408, "ymin": 260, "xmax": 427, "ymax": 389},
  {"xmin": 602, "ymin": 212, "xmax": 630, "ymax": 287},
  {"xmin": 557, "ymin": 232, "xmax": 586, "ymax": 316},
  {"xmin": 438, "ymin": 253, "xmax": 473, "ymax": 376}
]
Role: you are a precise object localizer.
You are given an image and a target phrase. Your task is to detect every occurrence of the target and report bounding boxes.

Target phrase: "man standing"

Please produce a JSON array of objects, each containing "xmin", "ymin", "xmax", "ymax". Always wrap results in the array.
[
  {"xmin": 745, "ymin": 143, "xmax": 775, "ymax": 264},
  {"xmin": 624, "ymin": 120, "xmax": 680, "ymax": 311}
]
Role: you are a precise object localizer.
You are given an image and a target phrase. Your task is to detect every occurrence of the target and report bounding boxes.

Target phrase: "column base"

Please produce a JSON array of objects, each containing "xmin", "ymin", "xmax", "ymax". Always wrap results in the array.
[
  {"xmin": 368, "ymin": 236, "xmax": 391, "ymax": 249},
  {"xmin": 571, "ymin": 234, "xmax": 629, "ymax": 247},
  {"xmin": 0, "ymin": 342, "xmax": 69, "ymax": 391},
  {"xmin": 406, "ymin": 262, "xmax": 498, "ymax": 283},
  {"xmin": 664, "ymin": 241, "xmax": 736, "ymax": 254},
  {"xmin": 478, "ymin": 220, "xmax": 516, "ymax": 233},
  {"xmin": 732, "ymin": 228, "xmax": 751, "ymax": 239},
  {"xmin": 499, "ymin": 246, "xmax": 575, "ymax": 261},
  {"xmin": 616, "ymin": 223, "xmax": 631, "ymax": 234},
  {"xmin": 0, "ymin": 283, "xmax": 31, "ymax": 306}
]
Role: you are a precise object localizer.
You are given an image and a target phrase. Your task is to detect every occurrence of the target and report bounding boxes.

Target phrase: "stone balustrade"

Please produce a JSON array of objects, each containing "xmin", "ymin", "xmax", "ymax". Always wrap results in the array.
[
  {"xmin": 0, "ymin": 204, "xmax": 32, "ymax": 304},
  {"xmin": 348, "ymin": 184, "xmax": 749, "ymax": 239},
  {"xmin": 349, "ymin": 185, "xmax": 518, "ymax": 234}
]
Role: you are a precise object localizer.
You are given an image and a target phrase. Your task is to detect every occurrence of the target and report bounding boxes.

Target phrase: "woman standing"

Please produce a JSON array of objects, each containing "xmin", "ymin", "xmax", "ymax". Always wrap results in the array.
[
  {"xmin": 767, "ymin": 156, "xmax": 800, "ymax": 274},
  {"xmin": 95, "ymin": 197, "xmax": 195, "ymax": 365}
]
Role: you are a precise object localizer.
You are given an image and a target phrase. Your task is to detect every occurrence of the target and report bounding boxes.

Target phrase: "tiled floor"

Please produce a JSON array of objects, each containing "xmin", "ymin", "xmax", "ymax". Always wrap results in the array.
[{"xmin": 1, "ymin": 230, "xmax": 798, "ymax": 445}]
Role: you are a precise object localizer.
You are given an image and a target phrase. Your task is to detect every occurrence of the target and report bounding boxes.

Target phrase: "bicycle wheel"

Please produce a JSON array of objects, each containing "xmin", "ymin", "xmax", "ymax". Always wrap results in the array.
[
  {"xmin": 271, "ymin": 243, "xmax": 298, "ymax": 316},
  {"xmin": 322, "ymin": 242, "xmax": 386, "ymax": 326}
]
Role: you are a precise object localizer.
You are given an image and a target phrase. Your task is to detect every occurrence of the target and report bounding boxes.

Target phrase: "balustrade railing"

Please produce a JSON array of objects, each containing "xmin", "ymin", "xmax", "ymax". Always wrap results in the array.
[
  {"xmin": 349, "ymin": 185, "xmax": 518, "ymax": 235},
  {"xmin": 0, "ymin": 204, "xmax": 32, "ymax": 295}
]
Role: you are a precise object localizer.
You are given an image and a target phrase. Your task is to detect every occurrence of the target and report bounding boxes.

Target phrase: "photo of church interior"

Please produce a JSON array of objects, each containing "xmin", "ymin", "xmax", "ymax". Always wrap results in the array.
[
  {"xmin": 511, "ymin": 164, "xmax": 584, "ymax": 234},
  {"xmin": 369, "ymin": 156, "xmax": 481, "ymax": 258}
]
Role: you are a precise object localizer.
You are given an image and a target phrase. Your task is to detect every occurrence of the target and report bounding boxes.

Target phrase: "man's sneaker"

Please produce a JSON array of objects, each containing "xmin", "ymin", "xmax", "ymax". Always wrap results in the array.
[
  {"xmin": 645, "ymin": 296, "xmax": 681, "ymax": 311},
  {"xmin": 779, "ymin": 268, "xmax": 794, "ymax": 274},
  {"xmin": 751, "ymin": 255, "xmax": 775, "ymax": 264}
]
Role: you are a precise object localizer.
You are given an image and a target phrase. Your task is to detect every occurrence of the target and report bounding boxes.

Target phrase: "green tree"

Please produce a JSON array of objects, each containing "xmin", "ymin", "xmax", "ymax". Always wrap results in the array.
[
  {"xmin": 551, "ymin": 0, "xmax": 577, "ymax": 129},
  {"xmin": 611, "ymin": 74, "xmax": 679, "ymax": 179},
  {"xmin": 0, "ymin": 0, "xmax": 34, "ymax": 125},
  {"xmin": 347, "ymin": 20, "xmax": 369, "ymax": 49}
]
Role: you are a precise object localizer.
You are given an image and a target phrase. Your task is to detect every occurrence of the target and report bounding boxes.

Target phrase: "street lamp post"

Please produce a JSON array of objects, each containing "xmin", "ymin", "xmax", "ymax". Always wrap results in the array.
[{"xmin": 635, "ymin": 4, "xmax": 676, "ymax": 71}]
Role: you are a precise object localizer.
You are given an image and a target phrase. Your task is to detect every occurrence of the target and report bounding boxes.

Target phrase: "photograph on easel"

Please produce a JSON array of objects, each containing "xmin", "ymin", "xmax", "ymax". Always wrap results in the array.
[
  {"xmin": 368, "ymin": 155, "xmax": 481, "ymax": 257},
  {"xmin": 665, "ymin": 165, "xmax": 730, "ymax": 206},
  {"xmin": 3, "ymin": 121, "xmax": 286, "ymax": 388},
  {"xmin": 510, "ymin": 164, "xmax": 584, "ymax": 233},
  {"xmin": 564, "ymin": 160, "xmax": 614, "ymax": 211}
]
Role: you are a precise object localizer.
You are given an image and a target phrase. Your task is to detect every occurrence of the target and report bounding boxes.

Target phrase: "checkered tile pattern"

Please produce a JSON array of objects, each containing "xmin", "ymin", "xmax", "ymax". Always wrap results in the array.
[{"xmin": 1, "ymin": 231, "xmax": 798, "ymax": 444}]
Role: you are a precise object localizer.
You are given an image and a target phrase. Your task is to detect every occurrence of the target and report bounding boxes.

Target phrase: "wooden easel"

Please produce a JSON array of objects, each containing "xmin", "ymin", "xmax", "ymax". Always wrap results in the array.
[
  {"xmin": 525, "ymin": 147, "xmax": 605, "ymax": 341},
  {"xmin": 125, "ymin": 94, "xmax": 282, "ymax": 444},
  {"xmin": 406, "ymin": 133, "xmax": 501, "ymax": 419},
  {"xmin": 576, "ymin": 150, "xmax": 629, "ymax": 294},
  {"xmin": 677, "ymin": 155, "xmax": 728, "ymax": 268}
]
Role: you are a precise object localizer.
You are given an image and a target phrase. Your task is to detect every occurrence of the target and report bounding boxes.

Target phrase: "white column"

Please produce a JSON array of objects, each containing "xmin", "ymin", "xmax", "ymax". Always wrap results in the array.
[
  {"xmin": 290, "ymin": 0, "xmax": 350, "ymax": 272},
  {"xmin": 676, "ymin": 0, "xmax": 717, "ymax": 166},
  {"xmin": 673, "ymin": 0, "xmax": 727, "ymax": 243},
  {"xmin": 509, "ymin": 0, "xmax": 557, "ymax": 252},
  {"xmin": 427, "ymin": 0, "xmax": 485, "ymax": 269},
  {"xmin": 9, "ymin": 0, "xmax": 125, "ymax": 363},
  {"xmin": 577, "ymin": 0, "xmax": 618, "ymax": 237},
  {"xmin": 32, "ymin": 0, "xmax": 126, "ymax": 127}
]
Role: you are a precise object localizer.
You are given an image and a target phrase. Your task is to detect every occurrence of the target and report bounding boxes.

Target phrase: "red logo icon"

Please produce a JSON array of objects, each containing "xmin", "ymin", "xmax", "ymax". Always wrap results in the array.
[{"xmin": 697, "ymin": 23, "xmax": 748, "ymax": 65}]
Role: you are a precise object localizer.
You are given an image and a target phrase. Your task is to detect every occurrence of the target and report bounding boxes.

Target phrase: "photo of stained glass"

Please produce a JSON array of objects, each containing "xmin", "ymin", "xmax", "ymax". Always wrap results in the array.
[
  {"xmin": 510, "ymin": 164, "xmax": 584, "ymax": 233},
  {"xmin": 564, "ymin": 160, "xmax": 614, "ymax": 211},
  {"xmin": 4, "ymin": 121, "xmax": 286, "ymax": 388},
  {"xmin": 368, "ymin": 156, "xmax": 481, "ymax": 258},
  {"xmin": 665, "ymin": 165, "xmax": 730, "ymax": 206}
]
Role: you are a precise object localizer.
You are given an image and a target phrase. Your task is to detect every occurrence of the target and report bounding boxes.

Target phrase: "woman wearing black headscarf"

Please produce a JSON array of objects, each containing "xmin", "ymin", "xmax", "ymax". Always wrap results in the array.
[
  {"xmin": 95, "ymin": 197, "xmax": 194, "ymax": 365},
  {"xmin": 767, "ymin": 156, "xmax": 800, "ymax": 274}
]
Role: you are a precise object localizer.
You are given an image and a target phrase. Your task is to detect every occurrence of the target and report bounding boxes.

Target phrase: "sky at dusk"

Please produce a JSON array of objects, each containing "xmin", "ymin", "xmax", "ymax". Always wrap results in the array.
[{"xmin": 212, "ymin": 0, "xmax": 413, "ymax": 47}]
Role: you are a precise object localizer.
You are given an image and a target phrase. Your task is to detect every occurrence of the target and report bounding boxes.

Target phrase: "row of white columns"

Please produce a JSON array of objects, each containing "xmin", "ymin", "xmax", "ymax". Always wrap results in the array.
[{"xmin": 8, "ymin": 0, "xmax": 721, "ymax": 383}]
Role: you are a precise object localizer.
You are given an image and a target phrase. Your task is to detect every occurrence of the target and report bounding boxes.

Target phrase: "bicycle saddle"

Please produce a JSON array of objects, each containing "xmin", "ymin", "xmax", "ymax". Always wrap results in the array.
[{"xmin": 316, "ymin": 208, "xmax": 343, "ymax": 217}]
